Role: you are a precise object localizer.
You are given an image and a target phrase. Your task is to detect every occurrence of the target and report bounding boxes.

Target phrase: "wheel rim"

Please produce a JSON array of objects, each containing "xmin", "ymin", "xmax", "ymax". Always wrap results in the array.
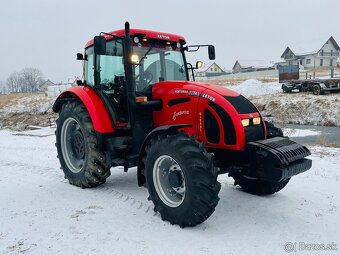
[
  {"xmin": 313, "ymin": 86, "xmax": 320, "ymax": 95},
  {"xmin": 61, "ymin": 117, "xmax": 86, "ymax": 173},
  {"xmin": 153, "ymin": 155, "xmax": 186, "ymax": 208}
]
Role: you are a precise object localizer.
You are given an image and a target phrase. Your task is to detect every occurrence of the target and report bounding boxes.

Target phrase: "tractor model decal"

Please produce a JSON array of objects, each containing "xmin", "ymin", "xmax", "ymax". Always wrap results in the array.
[
  {"xmin": 201, "ymin": 93, "xmax": 216, "ymax": 102},
  {"xmin": 173, "ymin": 110, "xmax": 190, "ymax": 120}
]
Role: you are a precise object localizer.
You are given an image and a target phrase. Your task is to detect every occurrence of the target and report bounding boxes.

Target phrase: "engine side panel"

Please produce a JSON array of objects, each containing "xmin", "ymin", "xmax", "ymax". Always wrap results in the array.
[
  {"xmin": 152, "ymin": 82, "xmax": 207, "ymax": 138},
  {"xmin": 152, "ymin": 81, "xmax": 261, "ymax": 151}
]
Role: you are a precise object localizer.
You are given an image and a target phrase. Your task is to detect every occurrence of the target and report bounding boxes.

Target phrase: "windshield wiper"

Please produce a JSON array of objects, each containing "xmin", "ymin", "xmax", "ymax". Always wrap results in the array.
[{"xmin": 138, "ymin": 47, "xmax": 153, "ymax": 65}]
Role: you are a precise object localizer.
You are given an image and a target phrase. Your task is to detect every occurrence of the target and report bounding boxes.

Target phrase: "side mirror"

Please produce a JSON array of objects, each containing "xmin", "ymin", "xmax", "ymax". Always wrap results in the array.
[
  {"xmin": 76, "ymin": 53, "xmax": 84, "ymax": 60},
  {"xmin": 94, "ymin": 36, "xmax": 106, "ymax": 55},
  {"xmin": 208, "ymin": 45, "xmax": 215, "ymax": 60}
]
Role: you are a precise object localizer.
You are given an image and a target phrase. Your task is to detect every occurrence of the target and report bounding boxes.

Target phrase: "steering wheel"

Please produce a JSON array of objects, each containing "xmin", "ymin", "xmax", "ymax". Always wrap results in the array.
[{"xmin": 136, "ymin": 71, "xmax": 154, "ymax": 91}]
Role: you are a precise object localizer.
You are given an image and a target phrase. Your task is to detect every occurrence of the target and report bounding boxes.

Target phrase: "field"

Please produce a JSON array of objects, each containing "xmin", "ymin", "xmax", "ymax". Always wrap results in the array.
[{"xmin": 0, "ymin": 129, "xmax": 339, "ymax": 255}]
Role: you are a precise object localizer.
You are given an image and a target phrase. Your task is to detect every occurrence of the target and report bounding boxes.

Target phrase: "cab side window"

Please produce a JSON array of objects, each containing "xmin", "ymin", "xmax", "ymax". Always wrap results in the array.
[{"xmin": 85, "ymin": 47, "xmax": 95, "ymax": 86}]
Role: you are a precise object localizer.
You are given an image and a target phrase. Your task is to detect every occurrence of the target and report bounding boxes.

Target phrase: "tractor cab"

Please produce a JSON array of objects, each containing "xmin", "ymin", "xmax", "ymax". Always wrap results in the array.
[{"xmin": 79, "ymin": 24, "xmax": 214, "ymax": 129}]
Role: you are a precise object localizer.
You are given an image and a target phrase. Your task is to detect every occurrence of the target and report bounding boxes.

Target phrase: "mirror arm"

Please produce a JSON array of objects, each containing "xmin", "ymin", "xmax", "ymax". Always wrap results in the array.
[{"xmin": 99, "ymin": 32, "xmax": 122, "ymax": 39}]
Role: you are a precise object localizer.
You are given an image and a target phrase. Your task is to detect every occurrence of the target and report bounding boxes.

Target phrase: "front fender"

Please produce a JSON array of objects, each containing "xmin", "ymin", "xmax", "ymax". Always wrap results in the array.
[
  {"xmin": 137, "ymin": 124, "xmax": 191, "ymax": 187},
  {"xmin": 53, "ymin": 86, "xmax": 115, "ymax": 134}
]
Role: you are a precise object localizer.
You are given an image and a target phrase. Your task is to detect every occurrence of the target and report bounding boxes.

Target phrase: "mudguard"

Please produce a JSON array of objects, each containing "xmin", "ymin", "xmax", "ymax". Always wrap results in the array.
[
  {"xmin": 52, "ymin": 86, "xmax": 115, "ymax": 134},
  {"xmin": 137, "ymin": 124, "xmax": 191, "ymax": 186}
]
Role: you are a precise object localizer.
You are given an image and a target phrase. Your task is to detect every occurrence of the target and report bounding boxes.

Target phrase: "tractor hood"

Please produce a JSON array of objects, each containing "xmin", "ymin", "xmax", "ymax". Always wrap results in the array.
[
  {"xmin": 191, "ymin": 81, "xmax": 241, "ymax": 97},
  {"xmin": 153, "ymin": 81, "xmax": 240, "ymax": 98}
]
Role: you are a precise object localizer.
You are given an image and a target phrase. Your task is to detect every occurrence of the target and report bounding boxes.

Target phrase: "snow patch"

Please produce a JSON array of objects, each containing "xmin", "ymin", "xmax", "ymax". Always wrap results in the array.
[
  {"xmin": 225, "ymin": 79, "xmax": 282, "ymax": 96},
  {"xmin": 283, "ymin": 128, "xmax": 321, "ymax": 137}
]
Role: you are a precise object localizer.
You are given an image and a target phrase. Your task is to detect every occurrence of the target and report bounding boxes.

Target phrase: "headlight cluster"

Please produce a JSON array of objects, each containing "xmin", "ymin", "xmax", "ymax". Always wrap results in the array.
[{"xmin": 241, "ymin": 117, "xmax": 261, "ymax": 127}]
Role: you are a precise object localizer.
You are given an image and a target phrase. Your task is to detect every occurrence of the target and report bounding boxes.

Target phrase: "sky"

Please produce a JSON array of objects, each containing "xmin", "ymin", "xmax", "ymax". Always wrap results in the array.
[{"xmin": 0, "ymin": 0, "xmax": 339, "ymax": 83}]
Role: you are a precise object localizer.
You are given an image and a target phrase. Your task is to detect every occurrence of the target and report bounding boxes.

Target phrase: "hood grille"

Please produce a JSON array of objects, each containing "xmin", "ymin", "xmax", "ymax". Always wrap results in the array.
[{"xmin": 224, "ymin": 95, "xmax": 258, "ymax": 114}]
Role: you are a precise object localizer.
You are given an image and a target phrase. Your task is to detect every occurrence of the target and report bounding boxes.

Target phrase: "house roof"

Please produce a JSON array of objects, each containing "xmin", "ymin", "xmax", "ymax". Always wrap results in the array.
[
  {"xmin": 196, "ymin": 61, "xmax": 224, "ymax": 73},
  {"xmin": 281, "ymin": 36, "xmax": 340, "ymax": 58},
  {"xmin": 233, "ymin": 60, "xmax": 274, "ymax": 70},
  {"xmin": 41, "ymin": 80, "xmax": 56, "ymax": 86}
]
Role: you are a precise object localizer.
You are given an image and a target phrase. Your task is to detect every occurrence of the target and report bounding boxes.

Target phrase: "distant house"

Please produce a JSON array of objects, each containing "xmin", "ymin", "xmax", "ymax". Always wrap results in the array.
[
  {"xmin": 40, "ymin": 80, "xmax": 56, "ymax": 92},
  {"xmin": 337, "ymin": 57, "xmax": 340, "ymax": 67},
  {"xmin": 195, "ymin": 62, "xmax": 225, "ymax": 77},
  {"xmin": 280, "ymin": 36, "xmax": 340, "ymax": 68},
  {"xmin": 232, "ymin": 60, "xmax": 275, "ymax": 73}
]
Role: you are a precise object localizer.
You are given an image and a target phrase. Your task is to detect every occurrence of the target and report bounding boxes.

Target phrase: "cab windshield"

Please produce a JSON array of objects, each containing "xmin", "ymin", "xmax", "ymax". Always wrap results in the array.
[{"xmin": 133, "ymin": 46, "xmax": 187, "ymax": 91}]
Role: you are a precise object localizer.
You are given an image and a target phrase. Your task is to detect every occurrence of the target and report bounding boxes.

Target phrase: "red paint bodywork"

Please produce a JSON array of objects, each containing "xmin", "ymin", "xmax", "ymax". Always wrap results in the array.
[
  {"xmin": 56, "ymin": 86, "xmax": 115, "ymax": 134},
  {"xmin": 152, "ymin": 81, "xmax": 261, "ymax": 151},
  {"xmin": 85, "ymin": 29, "xmax": 186, "ymax": 48},
  {"xmin": 57, "ymin": 81, "xmax": 263, "ymax": 151}
]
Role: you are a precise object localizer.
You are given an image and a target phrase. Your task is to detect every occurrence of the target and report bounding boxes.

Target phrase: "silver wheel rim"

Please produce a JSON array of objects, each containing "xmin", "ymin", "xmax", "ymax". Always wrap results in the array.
[
  {"xmin": 153, "ymin": 155, "xmax": 186, "ymax": 208},
  {"xmin": 61, "ymin": 117, "xmax": 85, "ymax": 173}
]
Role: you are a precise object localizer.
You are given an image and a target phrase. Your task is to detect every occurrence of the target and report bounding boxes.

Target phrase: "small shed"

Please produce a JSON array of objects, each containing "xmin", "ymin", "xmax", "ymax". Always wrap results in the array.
[{"xmin": 40, "ymin": 80, "xmax": 56, "ymax": 92}]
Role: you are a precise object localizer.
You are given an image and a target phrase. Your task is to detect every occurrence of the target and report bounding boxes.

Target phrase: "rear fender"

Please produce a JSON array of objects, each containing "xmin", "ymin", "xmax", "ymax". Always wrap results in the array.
[{"xmin": 52, "ymin": 86, "xmax": 115, "ymax": 134}]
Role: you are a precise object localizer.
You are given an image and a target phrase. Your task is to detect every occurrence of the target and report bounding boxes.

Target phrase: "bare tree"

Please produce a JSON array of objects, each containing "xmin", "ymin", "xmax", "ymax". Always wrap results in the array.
[
  {"xmin": 6, "ymin": 68, "xmax": 45, "ymax": 93},
  {"xmin": 6, "ymin": 71, "xmax": 23, "ymax": 93},
  {"xmin": 21, "ymin": 68, "xmax": 45, "ymax": 93}
]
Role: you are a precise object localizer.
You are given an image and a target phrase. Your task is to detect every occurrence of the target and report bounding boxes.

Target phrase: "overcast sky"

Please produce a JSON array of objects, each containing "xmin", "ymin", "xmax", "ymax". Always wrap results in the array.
[{"xmin": 1, "ymin": 0, "xmax": 339, "ymax": 83}]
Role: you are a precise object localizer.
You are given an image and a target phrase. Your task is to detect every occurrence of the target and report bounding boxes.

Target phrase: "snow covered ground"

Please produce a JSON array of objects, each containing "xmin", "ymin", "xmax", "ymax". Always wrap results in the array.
[{"xmin": 0, "ymin": 129, "xmax": 339, "ymax": 255}]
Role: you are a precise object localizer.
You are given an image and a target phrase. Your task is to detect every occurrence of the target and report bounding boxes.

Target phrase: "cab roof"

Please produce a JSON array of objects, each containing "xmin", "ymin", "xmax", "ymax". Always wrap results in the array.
[{"xmin": 85, "ymin": 28, "xmax": 186, "ymax": 48}]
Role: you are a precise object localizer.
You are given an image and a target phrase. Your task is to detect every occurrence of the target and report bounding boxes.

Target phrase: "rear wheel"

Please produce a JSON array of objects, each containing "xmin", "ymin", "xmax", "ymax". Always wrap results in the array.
[
  {"xmin": 282, "ymin": 86, "xmax": 288, "ymax": 93},
  {"xmin": 56, "ymin": 101, "xmax": 110, "ymax": 188},
  {"xmin": 144, "ymin": 133, "xmax": 220, "ymax": 227},
  {"xmin": 312, "ymin": 84, "xmax": 323, "ymax": 95},
  {"xmin": 231, "ymin": 121, "xmax": 290, "ymax": 195}
]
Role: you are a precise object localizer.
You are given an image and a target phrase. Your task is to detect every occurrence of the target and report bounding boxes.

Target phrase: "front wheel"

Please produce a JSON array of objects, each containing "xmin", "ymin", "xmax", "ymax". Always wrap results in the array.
[{"xmin": 144, "ymin": 133, "xmax": 220, "ymax": 227}]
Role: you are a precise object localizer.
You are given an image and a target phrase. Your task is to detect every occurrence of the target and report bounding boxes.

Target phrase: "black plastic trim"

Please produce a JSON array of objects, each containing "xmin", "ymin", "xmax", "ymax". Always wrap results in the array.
[{"xmin": 168, "ymin": 97, "xmax": 190, "ymax": 107}]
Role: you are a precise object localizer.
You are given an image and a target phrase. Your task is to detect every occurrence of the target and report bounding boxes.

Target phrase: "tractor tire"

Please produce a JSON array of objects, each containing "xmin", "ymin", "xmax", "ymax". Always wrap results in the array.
[
  {"xmin": 144, "ymin": 133, "xmax": 221, "ymax": 227},
  {"xmin": 231, "ymin": 121, "xmax": 290, "ymax": 195},
  {"xmin": 56, "ymin": 101, "xmax": 110, "ymax": 188},
  {"xmin": 231, "ymin": 173, "xmax": 290, "ymax": 195}
]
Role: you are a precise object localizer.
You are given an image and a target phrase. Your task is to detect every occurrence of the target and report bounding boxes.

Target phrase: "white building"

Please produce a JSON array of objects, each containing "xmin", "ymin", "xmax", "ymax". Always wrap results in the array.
[
  {"xmin": 195, "ymin": 62, "xmax": 225, "ymax": 77},
  {"xmin": 280, "ymin": 36, "xmax": 340, "ymax": 68},
  {"xmin": 232, "ymin": 60, "xmax": 275, "ymax": 73}
]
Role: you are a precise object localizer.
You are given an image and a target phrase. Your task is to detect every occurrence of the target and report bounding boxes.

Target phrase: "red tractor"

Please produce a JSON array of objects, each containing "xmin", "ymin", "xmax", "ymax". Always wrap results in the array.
[{"xmin": 53, "ymin": 22, "xmax": 312, "ymax": 227}]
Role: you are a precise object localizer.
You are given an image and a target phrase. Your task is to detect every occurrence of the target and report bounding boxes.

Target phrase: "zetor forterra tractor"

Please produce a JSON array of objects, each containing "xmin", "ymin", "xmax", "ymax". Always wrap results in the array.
[{"xmin": 53, "ymin": 22, "xmax": 312, "ymax": 227}]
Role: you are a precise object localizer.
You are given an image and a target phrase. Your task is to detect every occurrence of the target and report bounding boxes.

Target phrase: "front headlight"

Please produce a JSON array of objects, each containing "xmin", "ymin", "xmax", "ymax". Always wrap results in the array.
[
  {"xmin": 253, "ymin": 117, "xmax": 261, "ymax": 125},
  {"xmin": 241, "ymin": 119, "xmax": 250, "ymax": 127}
]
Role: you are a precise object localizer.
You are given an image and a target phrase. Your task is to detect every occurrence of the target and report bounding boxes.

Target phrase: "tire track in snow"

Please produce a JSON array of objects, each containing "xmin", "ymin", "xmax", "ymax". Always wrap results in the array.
[{"xmin": 0, "ymin": 159, "xmax": 157, "ymax": 217}]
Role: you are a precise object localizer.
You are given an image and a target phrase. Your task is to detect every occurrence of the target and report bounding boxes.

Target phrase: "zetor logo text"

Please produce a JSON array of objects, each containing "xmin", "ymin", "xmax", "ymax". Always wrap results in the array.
[
  {"xmin": 157, "ymin": 34, "xmax": 170, "ymax": 40},
  {"xmin": 173, "ymin": 110, "xmax": 189, "ymax": 121}
]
